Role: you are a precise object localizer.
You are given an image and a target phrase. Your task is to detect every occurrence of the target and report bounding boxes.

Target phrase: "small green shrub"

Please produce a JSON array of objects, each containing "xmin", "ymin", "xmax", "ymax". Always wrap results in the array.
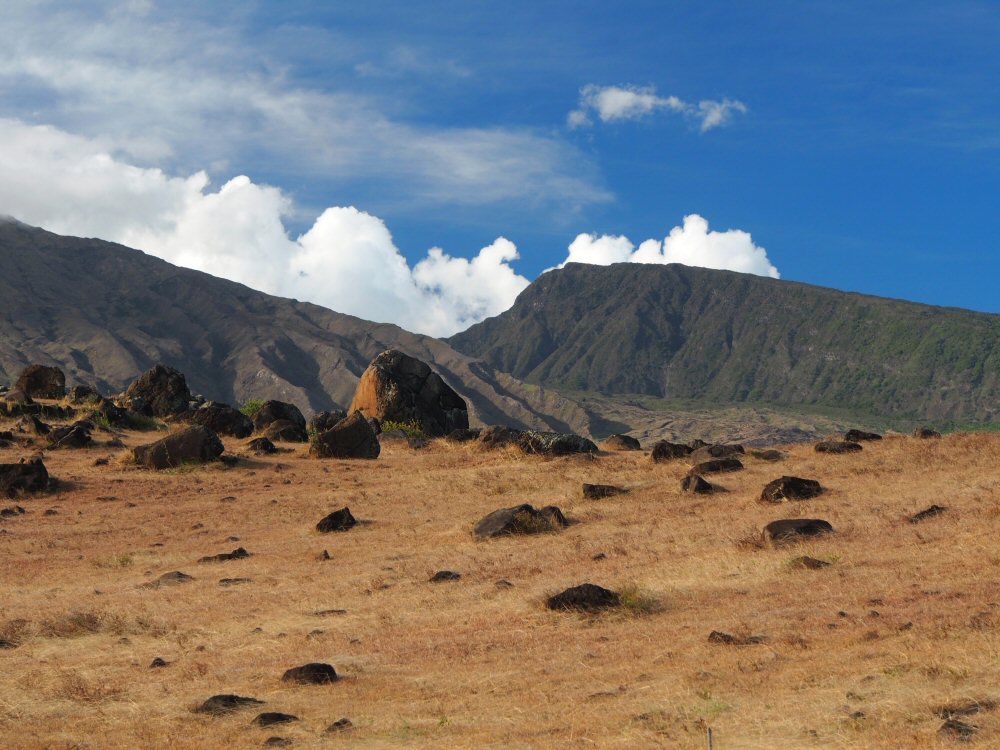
[
  {"xmin": 124, "ymin": 412, "xmax": 161, "ymax": 431},
  {"xmin": 617, "ymin": 583, "xmax": 663, "ymax": 615},
  {"xmin": 380, "ymin": 419, "xmax": 427, "ymax": 439},
  {"xmin": 239, "ymin": 399, "xmax": 265, "ymax": 418}
]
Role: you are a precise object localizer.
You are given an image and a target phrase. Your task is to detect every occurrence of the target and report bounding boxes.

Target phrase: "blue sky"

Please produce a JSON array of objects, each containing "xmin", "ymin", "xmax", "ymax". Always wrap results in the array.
[{"xmin": 1, "ymin": 1, "xmax": 999, "ymax": 334}]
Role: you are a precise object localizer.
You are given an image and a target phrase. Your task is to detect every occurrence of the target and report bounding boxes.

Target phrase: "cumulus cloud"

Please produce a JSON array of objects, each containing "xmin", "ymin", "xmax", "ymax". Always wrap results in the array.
[
  {"xmin": 569, "ymin": 84, "xmax": 747, "ymax": 132},
  {"xmin": 560, "ymin": 215, "xmax": 779, "ymax": 278}
]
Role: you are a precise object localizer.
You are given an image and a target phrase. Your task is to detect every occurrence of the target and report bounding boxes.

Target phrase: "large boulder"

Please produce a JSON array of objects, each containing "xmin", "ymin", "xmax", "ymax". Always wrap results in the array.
[
  {"xmin": 186, "ymin": 402, "xmax": 253, "ymax": 438},
  {"xmin": 308, "ymin": 410, "xmax": 347, "ymax": 435},
  {"xmin": 121, "ymin": 365, "xmax": 192, "ymax": 417},
  {"xmin": 348, "ymin": 350, "xmax": 468, "ymax": 437},
  {"xmin": 252, "ymin": 401, "xmax": 306, "ymax": 433},
  {"xmin": 473, "ymin": 503, "xmax": 568, "ymax": 539},
  {"xmin": 760, "ymin": 476, "xmax": 823, "ymax": 503},
  {"xmin": 650, "ymin": 441, "xmax": 692, "ymax": 462},
  {"xmin": 478, "ymin": 426, "xmax": 597, "ymax": 456},
  {"xmin": 15, "ymin": 365, "xmax": 65, "ymax": 399},
  {"xmin": 688, "ymin": 458, "xmax": 743, "ymax": 475},
  {"xmin": 601, "ymin": 434, "xmax": 641, "ymax": 451},
  {"xmin": 309, "ymin": 412, "xmax": 380, "ymax": 459},
  {"xmin": 316, "ymin": 507, "xmax": 358, "ymax": 532},
  {"xmin": 763, "ymin": 518, "xmax": 834, "ymax": 543},
  {"xmin": 262, "ymin": 419, "xmax": 309, "ymax": 443},
  {"xmin": 689, "ymin": 444, "xmax": 745, "ymax": 464},
  {"xmin": 132, "ymin": 425, "xmax": 225, "ymax": 470},
  {"xmin": 0, "ymin": 460, "xmax": 49, "ymax": 498}
]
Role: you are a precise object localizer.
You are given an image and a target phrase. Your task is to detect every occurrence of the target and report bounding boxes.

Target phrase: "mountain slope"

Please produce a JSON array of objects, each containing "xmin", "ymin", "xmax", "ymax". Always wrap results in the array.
[
  {"xmin": 0, "ymin": 220, "xmax": 588, "ymax": 432},
  {"xmin": 449, "ymin": 262, "xmax": 1000, "ymax": 424}
]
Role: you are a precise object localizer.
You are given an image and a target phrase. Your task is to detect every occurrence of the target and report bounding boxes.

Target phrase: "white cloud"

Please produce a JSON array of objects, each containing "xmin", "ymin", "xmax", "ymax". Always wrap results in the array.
[
  {"xmin": 569, "ymin": 84, "xmax": 747, "ymax": 132},
  {"xmin": 559, "ymin": 215, "xmax": 780, "ymax": 278}
]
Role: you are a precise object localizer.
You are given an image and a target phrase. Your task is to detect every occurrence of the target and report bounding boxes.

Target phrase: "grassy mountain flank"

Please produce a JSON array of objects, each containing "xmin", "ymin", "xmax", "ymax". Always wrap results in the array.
[
  {"xmin": 448, "ymin": 262, "xmax": 1000, "ymax": 424},
  {"xmin": 0, "ymin": 220, "xmax": 588, "ymax": 432}
]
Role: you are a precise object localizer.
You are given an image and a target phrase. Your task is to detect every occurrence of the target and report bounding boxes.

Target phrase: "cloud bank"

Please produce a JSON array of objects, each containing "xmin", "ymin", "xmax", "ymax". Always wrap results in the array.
[
  {"xmin": 0, "ymin": 118, "xmax": 778, "ymax": 336},
  {"xmin": 569, "ymin": 84, "xmax": 747, "ymax": 132}
]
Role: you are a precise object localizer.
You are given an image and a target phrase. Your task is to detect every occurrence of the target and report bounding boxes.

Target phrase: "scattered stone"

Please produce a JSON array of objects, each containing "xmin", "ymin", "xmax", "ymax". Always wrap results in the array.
[
  {"xmin": 194, "ymin": 694, "xmax": 265, "ymax": 715},
  {"xmin": 708, "ymin": 631, "xmax": 767, "ymax": 646},
  {"xmin": 185, "ymin": 401, "xmax": 253, "ymax": 438},
  {"xmin": 310, "ymin": 412, "xmax": 380, "ymax": 459},
  {"xmin": 219, "ymin": 578, "xmax": 252, "ymax": 587},
  {"xmin": 0, "ymin": 506, "xmax": 25, "ymax": 518},
  {"xmin": 247, "ymin": 437, "xmax": 277, "ymax": 454},
  {"xmin": 546, "ymin": 583, "xmax": 621, "ymax": 612},
  {"xmin": 198, "ymin": 547, "xmax": 250, "ymax": 563},
  {"xmin": 763, "ymin": 519, "xmax": 834, "ymax": 543},
  {"xmin": 254, "ymin": 713, "xmax": 299, "ymax": 727},
  {"xmin": 281, "ymin": 662, "xmax": 338, "ymax": 685},
  {"xmin": 430, "ymin": 570, "xmax": 461, "ymax": 582},
  {"xmin": 446, "ymin": 428, "xmax": 481, "ymax": 443},
  {"xmin": 47, "ymin": 424, "xmax": 93, "ymax": 449},
  {"xmin": 132, "ymin": 425, "xmax": 224, "ymax": 470},
  {"xmin": 308, "ymin": 410, "xmax": 347, "ymax": 434},
  {"xmin": 316, "ymin": 507, "xmax": 358, "ymax": 533},
  {"xmin": 15, "ymin": 364, "xmax": 65, "ymax": 399},
  {"xmin": 15, "ymin": 414, "xmax": 50, "ymax": 436},
  {"xmin": 790, "ymin": 556, "xmax": 831, "ymax": 569},
  {"xmin": 0, "ymin": 459, "xmax": 49, "ymax": 498},
  {"xmin": 909, "ymin": 504, "xmax": 947, "ymax": 523},
  {"xmin": 845, "ymin": 429, "xmax": 882, "ymax": 442},
  {"xmin": 478, "ymin": 425, "xmax": 597, "ymax": 456},
  {"xmin": 680, "ymin": 474, "xmax": 715, "ymax": 494},
  {"xmin": 750, "ymin": 449, "xmax": 785, "ymax": 461},
  {"xmin": 815, "ymin": 441, "xmax": 863, "ymax": 454},
  {"xmin": 263, "ymin": 738, "xmax": 292, "ymax": 748},
  {"xmin": 348, "ymin": 349, "xmax": 469, "ymax": 437},
  {"xmin": 320, "ymin": 550, "xmax": 331, "ymax": 561},
  {"xmin": 326, "ymin": 718, "xmax": 353, "ymax": 732},
  {"xmin": 760, "ymin": 476, "xmax": 823, "ymax": 503},
  {"xmin": 601, "ymin": 434, "xmax": 641, "ymax": 451},
  {"xmin": 914, "ymin": 427, "xmax": 942, "ymax": 439},
  {"xmin": 582, "ymin": 483, "xmax": 628, "ymax": 500},
  {"xmin": 121, "ymin": 364, "xmax": 192, "ymax": 417},
  {"xmin": 650, "ymin": 440, "xmax": 692, "ymax": 462},
  {"xmin": 473, "ymin": 504, "xmax": 568, "ymax": 539},
  {"xmin": 689, "ymin": 444, "xmax": 745, "ymax": 464},
  {"xmin": 688, "ymin": 458, "xmax": 743, "ymax": 475},
  {"xmin": 144, "ymin": 571, "xmax": 194, "ymax": 588},
  {"xmin": 592, "ymin": 552, "xmax": 607, "ymax": 561},
  {"xmin": 149, "ymin": 657, "xmax": 169, "ymax": 668}
]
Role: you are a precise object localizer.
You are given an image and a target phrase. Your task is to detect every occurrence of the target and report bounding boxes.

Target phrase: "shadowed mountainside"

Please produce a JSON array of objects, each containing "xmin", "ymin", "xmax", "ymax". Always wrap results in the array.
[
  {"xmin": 449, "ymin": 262, "xmax": 1000, "ymax": 425},
  {"xmin": 0, "ymin": 220, "xmax": 587, "ymax": 432}
]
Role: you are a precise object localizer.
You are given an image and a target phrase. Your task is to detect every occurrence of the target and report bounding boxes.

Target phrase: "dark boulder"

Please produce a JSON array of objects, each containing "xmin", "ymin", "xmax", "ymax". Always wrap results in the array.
[
  {"xmin": 143, "ymin": 571, "xmax": 195, "ymax": 588},
  {"xmin": 680, "ymin": 474, "xmax": 715, "ymax": 493},
  {"xmin": 326, "ymin": 719, "xmax": 353, "ymax": 732},
  {"xmin": 815, "ymin": 441, "xmax": 862, "ymax": 454},
  {"xmin": 246, "ymin": 437, "xmax": 277, "ymax": 454},
  {"xmin": 67, "ymin": 384, "xmax": 101, "ymax": 403},
  {"xmin": 309, "ymin": 412, "xmax": 380, "ymax": 459},
  {"xmin": 194, "ymin": 694, "xmax": 265, "ymax": 715},
  {"xmin": 281, "ymin": 662, "xmax": 338, "ymax": 685},
  {"xmin": 689, "ymin": 444, "xmax": 745, "ymax": 464},
  {"xmin": 254, "ymin": 713, "xmax": 299, "ymax": 727},
  {"xmin": 47, "ymin": 424, "xmax": 93, "ymax": 449},
  {"xmin": 473, "ymin": 503, "xmax": 567, "ymax": 539},
  {"xmin": 479, "ymin": 425, "xmax": 522, "ymax": 449},
  {"xmin": 909, "ymin": 504, "xmax": 947, "ymax": 523},
  {"xmin": 348, "ymin": 349, "xmax": 468, "ymax": 437},
  {"xmin": 914, "ymin": 427, "xmax": 942, "ymax": 439},
  {"xmin": 650, "ymin": 441, "xmax": 692, "ymax": 462},
  {"xmin": 750, "ymin": 449, "xmax": 785, "ymax": 461},
  {"xmin": 88, "ymin": 398, "xmax": 131, "ymax": 428},
  {"xmin": 263, "ymin": 419, "xmax": 309, "ymax": 443},
  {"xmin": 689, "ymin": 458, "xmax": 743, "ymax": 474},
  {"xmin": 0, "ymin": 460, "xmax": 48, "ymax": 498},
  {"xmin": 582, "ymin": 483, "xmax": 628, "ymax": 500},
  {"xmin": 763, "ymin": 518, "xmax": 834, "ymax": 543},
  {"xmin": 198, "ymin": 547, "xmax": 251, "ymax": 563},
  {"xmin": 516, "ymin": 430, "xmax": 598, "ymax": 456},
  {"xmin": 186, "ymin": 402, "xmax": 253, "ymax": 438},
  {"xmin": 131, "ymin": 425, "xmax": 224, "ymax": 470},
  {"xmin": 316, "ymin": 507, "xmax": 357, "ymax": 533},
  {"xmin": 251, "ymin": 400, "xmax": 307, "ymax": 433},
  {"xmin": 845, "ymin": 429, "xmax": 882, "ymax": 442},
  {"xmin": 446, "ymin": 427, "xmax": 482, "ymax": 443},
  {"xmin": 308, "ymin": 410, "xmax": 347, "ymax": 434},
  {"xmin": 546, "ymin": 583, "xmax": 621, "ymax": 612},
  {"xmin": 121, "ymin": 364, "xmax": 192, "ymax": 417},
  {"xmin": 601, "ymin": 434, "xmax": 641, "ymax": 451},
  {"xmin": 760, "ymin": 476, "xmax": 823, "ymax": 503},
  {"xmin": 15, "ymin": 365, "xmax": 65, "ymax": 399},
  {"xmin": 688, "ymin": 439, "xmax": 709, "ymax": 450},
  {"xmin": 430, "ymin": 570, "xmax": 461, "ymax": 582},
  {"xmin": 15, "ymin": 414, "xmax": 50, "ymax": 435}
]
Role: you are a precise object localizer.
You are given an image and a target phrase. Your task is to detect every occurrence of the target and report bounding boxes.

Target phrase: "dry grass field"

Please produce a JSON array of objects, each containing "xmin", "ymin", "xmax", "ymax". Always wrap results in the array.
[{"xmin": 2, "ymin": 414, "xmax": 1000, "ymax": 749}]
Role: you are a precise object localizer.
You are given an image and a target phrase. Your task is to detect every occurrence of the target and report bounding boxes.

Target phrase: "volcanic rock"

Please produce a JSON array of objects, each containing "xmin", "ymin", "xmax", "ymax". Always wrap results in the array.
[
  {"xmin": 316, "ymin": 507, "xmax": 357, "ymax": 533},
  {"xmin": 67, "ymin": 384, "xmax": 101, "ymax": 403},
  {"xmin": 348, "ymin": 349, "xmax": 468, "ymax": 437},
  {"xmin": 15, "ymin": 414, "xmax": 50, "ymax": 435},
  {"xmin": 252, "ymin": 401, "xmax": 307, "ymax": 433},
  {"xmin": 815, "ymin": 441, "xmax": 863, "ymax": 454},
  {"xmin": 763, "ymin": 518, "xmax": 834, "ymax": 543},
  {"xmin": 247, "ymin": 437, "xmax": 277, "ymax": 454},
  {"xmin": 186, "ymin": 402, "xmax": 253, "ymax": 438},
  {"xmin": 689, "ymin": 458, "xmax": 743, "ymax": 474},
  {"xmin": 15, "ymin": 364, "xmax": 65, "ymax": 399},
  {"xmin": 446, "ymin": 427, "xmax": 482, "ymax": 443},
  {"xmin": 195, "ymin": 694, "xmax": 265, "ymax": 715},
  {"xmin": 430, "ymin": 570, "xmax": 461, "ymax": 582},
  {"xmin": 121, "ymin": 364, "xmax": 192, "ymax": 417},
  {"xmin": 0, "ymin": 459, "xmax": 48, "ymax": 498},
  {"xmin": 309, "ymin": 412, "xmax": 380, "ymax": 459},
  {"xmin": 909, "ymin": 504, "xmax": 947, "ymax": 523},
  {"xmin": 474, "ymin": 504, "xmax": 567, "ymax": 539},
  {"xmin": 845, "ymin": 429, "xmax": 882, "ymax": 442},
  {"xmin": 132, "ymin": 425, "xmax": 224, "ymax": 470},
  {"xmin": 262, "ymin": 419, "xmax": 308, "ymax": 443},
  {"xmin": 760, "ymin": 476, "xmax": 823, "ymax": 503},
  {"xmin": 689, "ymin": 444, "xmax": 745, "ymax": 463},
  {"xmin": 650, "ymin": 441, "xmax": 691, "ymax": 462},
  {"xmin": 914, "ymin": 427, "xmax": 942, "ymax": 439},
  {"xmin": 281, "ymin": 662, "xmax": 338, "ymax": 685},
  {"xmin": 546, "ymin": 583, "xmax": 621, "ymax": 612},
  {"xmin": 198, "ymin": 547, "xmax": 251, "ymax": 563},
  {"xmin": 601, "ymin": 434, "xmax": 641, "ymax": 451},
  {"xmin": 47, "ymin": 424, "xmax": 93, "ymax": 449},
  {"xmin": 582, "ymin": 483, "xmax": 628, "ymax": 499},
  {"xmin": 680, "ymin": 474, "xmax": 715, "ymax": 493},
  {"xmin": 308, "ymin": 410, "xmax": 347, "ymax": 434},
  {"xmin": 254, "ymin": 713, "xmax": 299, "ymax": 727}
]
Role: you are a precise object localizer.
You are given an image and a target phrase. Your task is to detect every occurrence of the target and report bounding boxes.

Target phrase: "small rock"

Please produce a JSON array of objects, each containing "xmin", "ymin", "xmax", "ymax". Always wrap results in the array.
[
  {"xmin": 601, "ymin": 434, "xmax": 641, "ymax": 451},
  {"xmin": 316, "ymin": 507, "xmax": 357, "ymax": 533},
  {"xmin": 473, "ymin": 504, "xmax": 567, "ymax": 539},
  {"xmin": 150, "ymin": 657, "xmax": 169, "ymax": 668},
  {"xmin": 688, "ymin": 458, "xmax": 743, "ymax": 475},
  {"xmin": 582, "ymin": 483, "xmax": 628, "ymax": 500},
  {"xmin": 254, "ymin": 712, "xmax": 299, "ymax": 727},
  {"xmin": 845, "ymin": 429, "xmax": 882, "ymax": 442},
  {"xmin": 592, "ymin": 552, "xmax": 607, "ymax": 561},
  {"xmin": 750, "ymin": 449, "xmax": 784, "ymax": 461},
  {"xmin": 247, "ymin": 437, "xmax": 278, "ymax": 454},
  {"xmin": 760, "ymin": 476, "xmax": 823, "ymax": 503},
  {"xmin": 430, "ymin": 570, "xmax": 461, "ymax": 582},
  {"xmin": 194, "ymin": 694, "xmax": 265, "ymax": 715},
  {"xmin": 263, "ymin": 737, "xmax": 292, "ymax": 747},
  {"xmin": 815, "ymin": 441, "xmax": 862, "ymax": 454},
  {"xmin": 281, "ymin": 662, "xmax": 338, "ymax": 685},
  {"xmin": 914, "ymin": 427, "xmax": 942, "ymax": 439},
  {"xmin": 219, "ymin": 578, "xmax": 252, "ymax": 587},
  {"xmin": 790, "ymin": 556, "xmax": 831, "ymax": 570},
  {"xmin": 680, "ymin": 474, "xmax": 714, "ymax": 493},
  {"xmin": 198, "ymin": 547, "xmax": 251, "ymax": 563},
  {"xmin": 0, "ymin": 639, "xmax": 18, "ymax": 649},
  {"xmin": 939, "ymin": 718, "xmax": 978, "ymax": 740},
  {"xmin": 909, "ymin": 504, "xmax": 947, "ymax": 523},
  {"xmin": 546, "ymin": 583, "xmax": 621, "ymax": 612},
  {"xmin": 763, "ymin": 519, "xmax": 834, "ymax": 544},
  {"xmin": 326, "ymin": 718, "xmax": 353, "ymax": 732},
  {"xmin": 650, "ymin": 440, "xmax": 691, "ymax": 462},
  {"xmin": 143, "ymin": 571, "xmax": 194, "ymax": 588}
]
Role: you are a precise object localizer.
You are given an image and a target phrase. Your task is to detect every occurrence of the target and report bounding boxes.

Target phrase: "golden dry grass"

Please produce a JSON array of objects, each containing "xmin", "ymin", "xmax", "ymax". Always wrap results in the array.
[{"xmin": 2, "ymin": 419, "xmax": 1000, "ymax": 749}]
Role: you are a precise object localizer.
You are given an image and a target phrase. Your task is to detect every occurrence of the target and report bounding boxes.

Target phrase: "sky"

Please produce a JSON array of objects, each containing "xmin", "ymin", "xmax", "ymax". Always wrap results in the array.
[{"xmin": 2, "ymin": 1, "xmax": 1000, "ymax": 335}]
